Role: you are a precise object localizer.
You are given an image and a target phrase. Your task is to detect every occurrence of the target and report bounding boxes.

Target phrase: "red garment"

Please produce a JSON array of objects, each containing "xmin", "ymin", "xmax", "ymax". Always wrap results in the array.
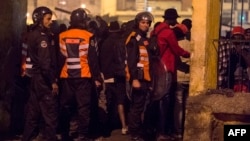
[
  {"xmin": 154, "ymin": 22, "xmax": 190, "ymax": 81},
  {"xmin": 233, "ymin": 84, "xmax": 248, "ymax": 92}
]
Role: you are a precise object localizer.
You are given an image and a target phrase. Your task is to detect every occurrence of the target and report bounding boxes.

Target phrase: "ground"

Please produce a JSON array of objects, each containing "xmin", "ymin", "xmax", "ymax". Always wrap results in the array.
[{"xmin": 1, "ymin": 129, "xmax": 130, "ymax": 141}]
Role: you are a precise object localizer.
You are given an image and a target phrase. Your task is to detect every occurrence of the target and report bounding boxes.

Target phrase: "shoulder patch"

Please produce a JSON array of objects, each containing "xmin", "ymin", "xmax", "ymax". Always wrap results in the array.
[
  {"xmin": 136, "ymin": 34, "xmax": 141, "ymax": 41},
  {"xmin": 41, "ymin": 40, "xmax": 48, "ymax": 48}
]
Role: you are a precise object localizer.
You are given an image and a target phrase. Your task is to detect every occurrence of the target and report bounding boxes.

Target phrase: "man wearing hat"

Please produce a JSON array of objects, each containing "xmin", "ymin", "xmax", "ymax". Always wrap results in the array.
[
  {"xmin": 162, "ymin": 8, "xmax": 180, "ymax": 27},
  {"xmin": 152, "ymin": 8, "xmax": 190, "ymax": 141}
]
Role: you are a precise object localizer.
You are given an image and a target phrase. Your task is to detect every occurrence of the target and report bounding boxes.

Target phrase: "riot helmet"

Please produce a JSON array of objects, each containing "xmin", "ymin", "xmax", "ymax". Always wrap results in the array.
[
  {"xmin": 70, "ymin": 8, "xmax": 88, "ymax": 27},
  {"xmin": 32, "ymin": 6, "xmax": 52, "ymax": 25},
  {"xmin": 135, "ymin": 11, "xmax": 154, "ymax": 27}
]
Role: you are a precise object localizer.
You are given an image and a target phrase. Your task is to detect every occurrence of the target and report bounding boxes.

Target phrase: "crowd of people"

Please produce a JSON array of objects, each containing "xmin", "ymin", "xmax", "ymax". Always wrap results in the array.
[
  {"xmin": 218, "ymin": 26, "xmax": 250, "ymax": 92},
  {"xmin": 11, "ymin": 6, "xmax": 193, "ymax": 141}
]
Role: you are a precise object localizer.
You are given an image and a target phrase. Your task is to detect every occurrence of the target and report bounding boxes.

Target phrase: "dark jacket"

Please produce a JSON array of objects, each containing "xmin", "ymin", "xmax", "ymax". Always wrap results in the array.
[
  {"xmin": 28, "ymin": 26, "xmax": 56, "ymax": 86},
  {"xmin": 99, "ymin": 32, "xmax": 122, "ymax": 79},
  {"xmin": 126, "ymin": 29, "xmax": 151, "ymax": 81}
]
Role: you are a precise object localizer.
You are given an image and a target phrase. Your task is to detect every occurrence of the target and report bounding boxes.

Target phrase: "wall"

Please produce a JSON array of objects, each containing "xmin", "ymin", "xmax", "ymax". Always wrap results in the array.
[
  {"xmin": 0, "ymin": 0, "xmax": 27, "ymax": 133},
  {"xmin": 189, "ymin": 0, "xmax": 220, "ymax": 95}
]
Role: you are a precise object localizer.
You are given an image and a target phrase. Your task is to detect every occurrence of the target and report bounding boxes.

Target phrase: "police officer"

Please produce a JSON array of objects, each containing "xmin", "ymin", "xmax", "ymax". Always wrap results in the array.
[
  {"xmin": 126, "ymin": 11, "xmax": 154, "ymax": 141},
  {"xmin": 58, "ymin": 8, "xmax": 102, "ymax": 141},
  {"xmin": 22, "ymin": 6, "xmax": 59, "ymax": 141}
]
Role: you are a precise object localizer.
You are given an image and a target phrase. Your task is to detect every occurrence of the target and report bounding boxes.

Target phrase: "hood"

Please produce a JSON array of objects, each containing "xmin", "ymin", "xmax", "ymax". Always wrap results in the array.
[{"xmin": 154, "ymin": 22, "xmax": 169, "ymax": 33}]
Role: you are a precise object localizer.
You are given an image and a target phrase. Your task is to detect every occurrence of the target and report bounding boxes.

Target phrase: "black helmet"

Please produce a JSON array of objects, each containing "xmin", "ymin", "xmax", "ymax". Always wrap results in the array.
[
  {"xmin": 135, "ymin": 11, "xmax": 154, "ymax": 27},
  {"xmin": 32, "ymin": 6, "xmax": 52, "ymax": 24},
  {"xmin": 70, "ymin": 8, "xmax": 88, "ymax": 25}
]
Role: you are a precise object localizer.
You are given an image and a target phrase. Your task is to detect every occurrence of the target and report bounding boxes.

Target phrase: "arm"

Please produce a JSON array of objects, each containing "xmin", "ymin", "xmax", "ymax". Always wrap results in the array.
[
  {"xmin": 88, "ymin": 35, "xmax": 103, "ymax": 86},
  {"xmin": 168, "ymin": 31, "xmax": 190, "ymax": 58},
  {"xmin": 38, "ymin": 36, "xmax": 52, "ymax": 82},
  {"xmin": 126, "ymin": 37, "xmax": 139, "ymax": 80}
]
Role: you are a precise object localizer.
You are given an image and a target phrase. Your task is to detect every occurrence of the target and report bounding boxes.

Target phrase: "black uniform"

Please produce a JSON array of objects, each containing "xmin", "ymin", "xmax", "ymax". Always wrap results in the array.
[
  {"xmin": 22, "ymin": 26, "xmax": 58, "ymax": 141},
  {"xmin": 126, "ymin": 29, "xmax": 151, "ymax": 139}
]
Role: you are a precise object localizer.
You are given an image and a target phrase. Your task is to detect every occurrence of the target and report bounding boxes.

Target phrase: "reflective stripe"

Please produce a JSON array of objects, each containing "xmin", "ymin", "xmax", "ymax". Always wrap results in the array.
[
  {"xmin": 136, "ymin": 34, "xmax": 141, "ymax": 41},
  {"xmin": 65, "ymin": 38, "xmax": 80, "ymax": 44},
  {"xmin": 66, "ymin": 58, "xmax": 80, "ymax": 62},
  {"xmin": 66, "ymin": 58, "xmax": 81, "ymax": 69},
  {"xmin": 104, "ymin": 78, "xmax": 115, "ymax": 83},
  {"xmin": 60, "ymin": 43, "xmax": 66, "ymax": 50},
  {"xmin": 22, "ymin": 50, "xmax": 27, "ymax": 56},
  {"xmin": 26, "ymin": 64, "xmax": 33, "ymax": 69},
  {"xmin": 60, "ymin": 49, "xmax": 68, "ymax": 57},
  {"xmin": 26, "ymin": 57, "xmax": 31, "ymax": 62},
  {"xmin": 140, "ymin": 57, "xmax": 149, "ymax": 61},
  {"xmin": 79, "ymin": 44, "xmax": 89, "ymax": 49},
  {"xmin": 137, "ymin": 63, "xmax": 144, "ymax": 67},
  {"xmin": 139, "ymin": 48, "xmax": 147, "ymax": 54},
  {"xmin": 67, "ymin": 64, "xmax": 81, "ymax": 69},
  {"xmin": 79, "ymin": 51, "xmax": 88, "ymax": 56}
]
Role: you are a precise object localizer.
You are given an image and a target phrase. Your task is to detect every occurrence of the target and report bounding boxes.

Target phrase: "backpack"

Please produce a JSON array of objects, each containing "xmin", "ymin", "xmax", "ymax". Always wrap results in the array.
[
  {"xmin": 113, "ymin": 31, "xmax": 136, "ymax": 76},
  {"xmin": 148, "ymin": 27, "xmax": 173, "ymax": 101},
  {"xmin": 148, "ymin": 27, "xmax": 167, "ymax": 57}
]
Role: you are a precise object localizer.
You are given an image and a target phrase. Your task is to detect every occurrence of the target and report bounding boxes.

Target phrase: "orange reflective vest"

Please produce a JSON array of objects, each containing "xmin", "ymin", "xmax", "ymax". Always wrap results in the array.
[
  {"xmin": 59, "ymin": 29, "xmax": 93, "ymax": 78},
  {"xmin": 125, "ymin": 32, "xmax": 151, "ymax": 81}
]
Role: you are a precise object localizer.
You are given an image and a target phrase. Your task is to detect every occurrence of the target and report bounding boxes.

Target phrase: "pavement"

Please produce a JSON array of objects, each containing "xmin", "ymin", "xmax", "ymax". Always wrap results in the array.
[
  {"xmin": 1, "ymin": 129, "xmax": 130, "ymax": 141},
  {"xmin": 98, "ymin": 129, "xmax": 130, "ymax": 141},
  {"xmin": 1, "ymin": 91, "xmax": 131, "ymax": 141}
]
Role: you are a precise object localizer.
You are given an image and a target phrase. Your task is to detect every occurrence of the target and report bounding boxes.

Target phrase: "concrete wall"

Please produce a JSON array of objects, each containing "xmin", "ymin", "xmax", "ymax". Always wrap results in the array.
[
  {"xmin": 0, "ymin": 0, "xmax": 27, "ymax": 133},
  {"xmin": 189, "ymin": 0, "xmax": 220, "ymax": 95}
]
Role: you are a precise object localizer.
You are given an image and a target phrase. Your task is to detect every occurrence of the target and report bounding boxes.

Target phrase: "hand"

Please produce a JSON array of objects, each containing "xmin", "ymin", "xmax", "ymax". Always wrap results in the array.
[
  {"xmin": 95, "ymin": 80, "xmax": 102, "ymax": 87},
  {"xmin": 132, "ymin": 79, "xmax": 141, "ymax": 88},
  {"xmin": 183, "ymin": 52, "xmax": 190, "ymax": 58},
  {"xmin": 95, "ymin": 80, "xmax": 103, "ymax": 94},
  {"xmin": 52, "ymin": 83, "xmax": 59, "ymax": 95}
]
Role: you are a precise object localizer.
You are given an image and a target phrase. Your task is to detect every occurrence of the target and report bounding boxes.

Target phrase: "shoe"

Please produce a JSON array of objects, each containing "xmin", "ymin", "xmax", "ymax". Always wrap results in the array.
[
  {"xmin": 156, "ymin": 134, "xmax": 174, "ymax": 141},
  {"xmin": 77, "ymin": 135, "xmax": 94, "ymax": 141},
  {"xmin": 173, "ymin": 134, "xmax": 183, "ymax": 140},
  {"xmin": 131, "ymin": 136, "xmax": 144, "ymax": 141},
  {"xmin": 94, "ymin": 136, "xmax": 105, "ymax": 141},
  {"xmin": 121, "ymin": 126, "xmax": 128, "ymax": 135}
]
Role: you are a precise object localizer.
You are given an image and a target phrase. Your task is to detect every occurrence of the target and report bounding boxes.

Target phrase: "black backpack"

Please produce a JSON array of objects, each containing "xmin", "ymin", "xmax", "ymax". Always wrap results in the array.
[{"xmin": 148, "ymin": 27, "xmax": 166, "ymax": 57}]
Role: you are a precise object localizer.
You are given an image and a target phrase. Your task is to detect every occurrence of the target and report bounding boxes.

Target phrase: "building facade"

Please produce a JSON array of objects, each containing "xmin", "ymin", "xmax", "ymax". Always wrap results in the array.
[{"xmin": 27, "ymin": 0, "xmax": 192, "ymax": 25}]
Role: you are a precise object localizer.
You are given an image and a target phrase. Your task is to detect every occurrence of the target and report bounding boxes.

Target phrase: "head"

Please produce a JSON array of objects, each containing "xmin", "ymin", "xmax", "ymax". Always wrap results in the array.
[
  {"xmin": 135, "ymin": 11, "xmax": 154, "ymax": 32},
  {"xmin": 70, "ymin": 8, "xmax": 89, "ymax": 29},
  {"xmin": 244, "ymin": 28, "xmax": 250, "ymax": 40},
  {"xmin": 120, "ymin": 22, "xmax": 127, "ymax": 32},
  {"xmin": 59, "ymin": 23, "xmax": 67, "ymax": 33},
  {"xmin": 32, "ymin": 6, "xmax": 53, "ymax": 29},
  {"xmin": 231, "ymin": 26, "xmax": 245, "ymax": 45},
  {"xmin": 109, "ymin": 21, "xmax": 120, "ymax": 33},
  {"xmin": 181, "ymin": 19, "xmax": 192, "ymax": 31},
  {"xmin": 162, "ymin": 8, "xmax": 180, "ymax": 26},
  {"xmin": 87, "ymin": 20, "xmax": 99, "ymax": 33},
  {"xmin": 172, "ymin": 24, "xmax": 188, "ymax": 40}
]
